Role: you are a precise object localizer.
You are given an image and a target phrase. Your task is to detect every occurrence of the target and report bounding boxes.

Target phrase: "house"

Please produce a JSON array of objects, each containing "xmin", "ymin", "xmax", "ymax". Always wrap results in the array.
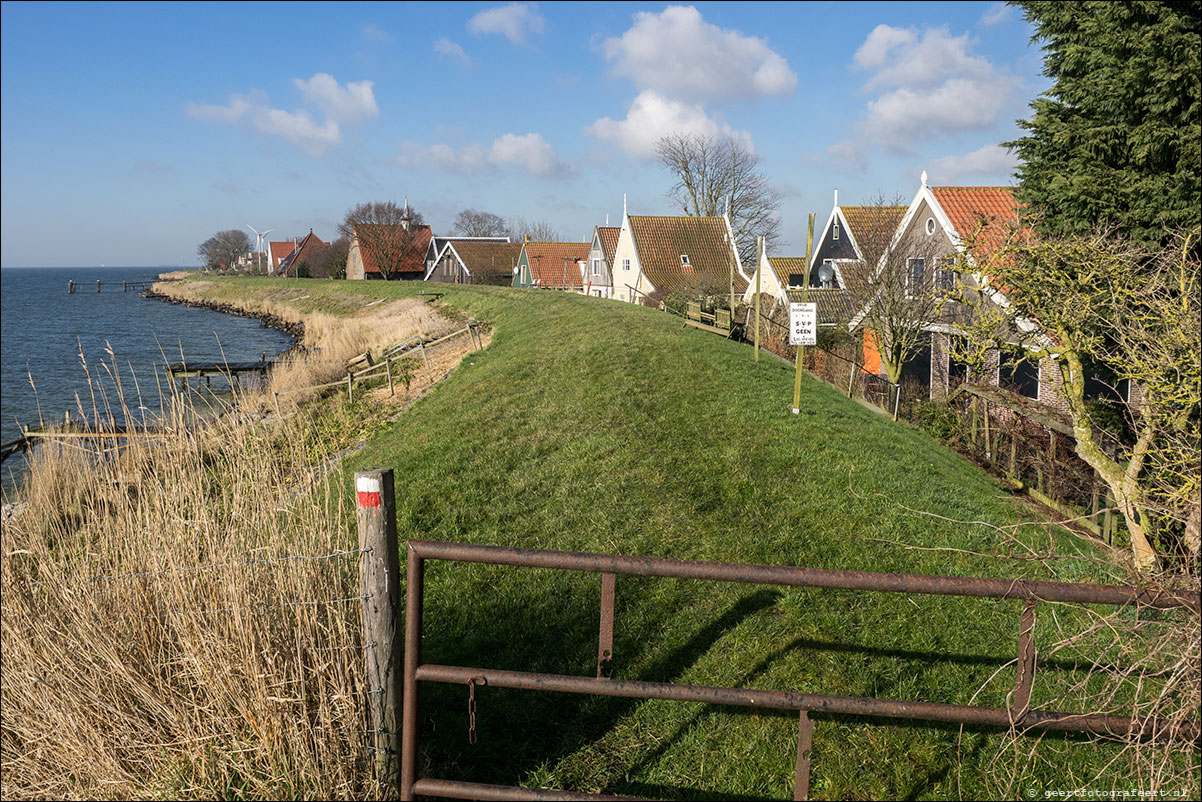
[
  {"xmin": 426, "ymin": 239, "xmax": 523, "ymax": 285},
  {"xmin": 269, "ymin": 241, "xmax": 298, "ymax": 272},
  {"xmin": 278, "ymin": 230, "xmax": 327, "ymax": 277},
  {"xmin": 849, "ymin": 176, "xmax": 1080, "ymax": 410},
  {"xmin": 583, "ymin": 225, "xmax": 620, "ymax": 298},
  {"xmin": 512, "ymin": 241, "xmax": 590, "ymax": 290},
  {"xmin": 610, "ymin": 204, "xmax": 748, "ymax": 305},
  {"xmin": 346, "ymin": 222, "xmax": 433, "ymax": 280},
  {"xmin": 423, "ymin": 235, "xmax": 509, "ymax": 275}
]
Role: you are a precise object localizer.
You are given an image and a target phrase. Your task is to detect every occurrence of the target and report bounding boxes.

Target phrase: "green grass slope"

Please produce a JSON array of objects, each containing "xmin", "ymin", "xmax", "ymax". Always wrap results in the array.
[{"xmin": 225, "ymin": 278, "xmax": 1144, "ymax": 798}]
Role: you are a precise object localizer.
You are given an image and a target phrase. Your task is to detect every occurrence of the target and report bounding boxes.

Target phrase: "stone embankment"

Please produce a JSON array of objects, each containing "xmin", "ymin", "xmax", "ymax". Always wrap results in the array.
[{"xmin": 143, "ymin": 286, "xmax": 305, "ymax": 341}]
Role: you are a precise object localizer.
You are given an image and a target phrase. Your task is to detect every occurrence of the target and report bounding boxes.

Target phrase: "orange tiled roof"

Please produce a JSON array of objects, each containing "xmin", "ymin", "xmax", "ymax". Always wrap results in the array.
[
  {"xmin": 353, "ymin": 224, "xmax": 432, "ymax": 276},
  {"xmin": 597, "ymin": 226, "xmax": 620, "ymax": 265},
  {"xmin": 269, "ymin": 241, "xmax": 297, "ymax": 267},
  {"xmin": 282, "ymin": 231, "xmax": 328, "ymax": 276},
  {"xmin": 930, "ymin": 187, "xmax": 1022, "ymax": 262},
  {"xmin": 841, "ymin": 206, "xmax": 906, "ymax": 253},
  {"xmin": 448, "ymin": 240, "xmax": 523, "ymax": 284},
  {"xmin": 524, "ymin": 241, "xmax": 590, "ymax": 288},
  {"xmin": 629, "ymin": 216, "xmax": 747, "ymax": 294}
]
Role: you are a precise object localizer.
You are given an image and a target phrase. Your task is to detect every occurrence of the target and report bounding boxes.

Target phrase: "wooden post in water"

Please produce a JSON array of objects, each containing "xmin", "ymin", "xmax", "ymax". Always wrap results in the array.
[
  {"xmin": 96, "ymin": 280, "xmax": 101, "ymax": 293},
  {"xmin": 123, "ymin": 281, "xmax": 127, "ymax": 292},
  {"xmin": 355, "ymin": 468, "xmax": 402, "ymax": 797},
  {"xmin": 68, "ymin": 280, "xmax": 74, "ymax": 294}
]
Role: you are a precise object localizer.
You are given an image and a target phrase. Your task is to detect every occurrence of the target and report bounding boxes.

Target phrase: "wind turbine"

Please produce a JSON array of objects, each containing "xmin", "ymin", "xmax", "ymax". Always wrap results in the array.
[{"xmin": 247, "ymin": 225, "xmax": 273, "ymax": 273}]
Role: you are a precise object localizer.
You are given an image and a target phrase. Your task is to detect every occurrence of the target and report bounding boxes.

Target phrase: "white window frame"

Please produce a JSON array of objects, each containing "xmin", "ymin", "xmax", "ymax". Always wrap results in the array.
[
  {"xmin": 622, "ymin": 258, "xmax": 631, "ymax": 272},
  {"xmin": 937, "ymin": 256, "xmax": 959, "ymax": 292},
  {"xmin": 906, "ymin": 257, "xmax": 926, "ymax": 295},
  {"xmin": 592, "ymin": 259, "xmax": 600, "ymax": 276},
  {"xmin": 680, "ymin": 254, "xmax": 690, "ymax": 265}
]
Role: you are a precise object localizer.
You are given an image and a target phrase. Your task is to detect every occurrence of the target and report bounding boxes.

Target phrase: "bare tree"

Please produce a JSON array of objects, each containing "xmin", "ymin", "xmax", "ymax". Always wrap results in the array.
[
  {"xmin": 301, "ymin": 237, "xmax": 349, "ymax": 279},
  {"xmin": 506, "ymin": 216, "xmax": 561, "ymax": 242},
  {"xmin": 341, "ymin": 201, "xmax": 424, "ymax": 280},
  {"xmin": 654, "ymin": 132, "xmax": 783, "ymax": 265},
  {"xmin": 840, "ymin": 197, "xmax": 949, "ymax": 385},
  {"xmin": 197, "ymin": 229, "xmax": 251, "ymax": 271},
  {"xmin": 453, "ymin": 209, "xmax": 509, "ymax": 237}
]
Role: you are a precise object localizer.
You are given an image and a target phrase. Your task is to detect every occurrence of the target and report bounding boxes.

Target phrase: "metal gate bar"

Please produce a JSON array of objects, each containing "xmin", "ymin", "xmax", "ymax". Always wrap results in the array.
[{"xmin": 400, "ymin": 540, "xmax": 1200, "ymax": 801}]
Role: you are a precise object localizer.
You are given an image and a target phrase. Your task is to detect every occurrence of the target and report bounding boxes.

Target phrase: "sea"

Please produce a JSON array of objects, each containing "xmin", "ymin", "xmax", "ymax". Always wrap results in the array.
[{"xmin": 1, "ymin": 266, "xmax": 295, "ymax": 493}]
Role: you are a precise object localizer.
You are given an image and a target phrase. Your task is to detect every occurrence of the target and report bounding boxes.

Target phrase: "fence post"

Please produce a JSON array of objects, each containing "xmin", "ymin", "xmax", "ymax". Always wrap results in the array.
[
  {"xmin": 357, "ymin": 468, "xmax": 402, "ymax": 798},
  {"xmin": 387, "ymin": 356, "xmax": 395, "ymax": 396},
  {"xmin": 347, "ymin": 371, "xmax": 354, "ymax": 403}
]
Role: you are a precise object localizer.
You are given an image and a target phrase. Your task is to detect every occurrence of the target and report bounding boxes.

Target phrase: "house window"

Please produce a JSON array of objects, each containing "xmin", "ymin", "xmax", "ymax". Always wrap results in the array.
[
  {"xmin": 926, "ymin": 217, "xmax": 936, "ymax": 235},
  {"xmin": 623, "ymin": 258, "xmax": 631, "ymax": 271},
  {"xmin": 592, "ymin": 259, "xmax": 600, "ymax": 276},
  {"xmin": 907, "ymin": 258, "xmax": 926, "ymax": 292},
  {"xmin": 1000, "ymin": 352, "xmax": 1040, "ymax": 400},
  {"xmin": 787, "ymin": 274, "xmax": 806, "ymax": 289},
  {"xmin": 680, "ymin": 254, "xmax": 690, "ymax": 265},
  {"xmin": 937, "ymin": 256, "xmax": 958, "ymax": 292},
  {"xmin": 833, "ymin": 221, "xmax": 840, "ymax": 240}
]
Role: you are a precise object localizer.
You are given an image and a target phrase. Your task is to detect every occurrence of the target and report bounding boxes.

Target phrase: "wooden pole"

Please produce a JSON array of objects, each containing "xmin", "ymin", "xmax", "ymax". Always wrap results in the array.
[
  {"xmin": 347, "ymin": 371, "xmax": 354, "ymax": 403},
  {"xmin": 273, "ymin": 391, "xmax": 281, "ymax": 418},
  {"xmin": 754, "ymin": 236, "xmax": 763, "ymax": 363},
  {"xmin": 68, "ymin": 280, "xmax": 74, "ymax": 294},
  {"xmin": 96, "ymin": 279, "xmax": 101, "ymax": 293},
  {"xmin": 983, "ymin": 401, "xmax": 991, "ymax": 461},
  {"xmin": 387, "ymin": 356, "xmax": 394, "ymax": 396},
  {"xmin": 356, "ymin": 469, "xmax": 402, "ymax": 798},
  {"xmin": 792, "ymin": 213, "xmax": 815, "ymax": 414}
]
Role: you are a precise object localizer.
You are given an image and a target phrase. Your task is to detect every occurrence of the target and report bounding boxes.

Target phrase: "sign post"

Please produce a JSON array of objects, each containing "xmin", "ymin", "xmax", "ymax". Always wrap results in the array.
[{"xmin": 791, "ymin": 214, "xmax": 816, "ymax": 414}]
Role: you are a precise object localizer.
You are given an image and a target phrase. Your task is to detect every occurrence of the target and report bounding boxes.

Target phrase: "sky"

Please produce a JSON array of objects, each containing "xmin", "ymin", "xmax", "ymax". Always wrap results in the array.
[{"xmin": 0, "ymin": 1, "xmax": 1048, "ymax": 267}]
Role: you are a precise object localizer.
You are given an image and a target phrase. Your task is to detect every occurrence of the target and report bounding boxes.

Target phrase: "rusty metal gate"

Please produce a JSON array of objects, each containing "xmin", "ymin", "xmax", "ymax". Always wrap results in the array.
[{"xmin": 400, "ymin": 540, "xmax": 1199, "ymax": 801}]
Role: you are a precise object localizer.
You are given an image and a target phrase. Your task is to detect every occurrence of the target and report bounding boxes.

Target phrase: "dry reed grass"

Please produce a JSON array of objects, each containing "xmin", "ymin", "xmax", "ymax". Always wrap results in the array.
[{"xmin": 0, "ymin": 286, "xmax": 464, "ymax": 799}]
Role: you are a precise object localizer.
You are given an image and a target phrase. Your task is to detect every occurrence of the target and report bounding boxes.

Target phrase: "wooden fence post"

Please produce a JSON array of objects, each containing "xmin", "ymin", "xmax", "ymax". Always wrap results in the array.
[
  {"xmin": 357, "ymin": 468, "xmax": 402, "ymax": 797},
  {"xmin": 347, "ymin": 371, "xmax": 354, "ymax": 403},
  {"xmin": 387, "ymin": 356, "xmax": 394, "ymax": 396}
]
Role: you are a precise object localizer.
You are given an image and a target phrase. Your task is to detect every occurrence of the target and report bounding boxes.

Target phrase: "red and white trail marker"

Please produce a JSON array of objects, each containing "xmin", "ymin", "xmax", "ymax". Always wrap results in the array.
[{"xmin": 357, "ymin": 475, "xmax": 382, "ymax": 508}]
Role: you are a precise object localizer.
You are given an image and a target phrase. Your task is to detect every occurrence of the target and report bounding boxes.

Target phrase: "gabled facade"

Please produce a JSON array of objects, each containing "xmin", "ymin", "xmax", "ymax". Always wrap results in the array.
[
  {"xmin": 611, "ymin": 209, "xmax": 748, "ymax": 304},
  {"xmin": 742, "ymin": 253, "xmax": 804, "ymax": 308},
  {"xmin": 346, "ymin": 223, "xmax": 433, "ymax": 280},
  {"xmin": 583, "ymin": 225, "xmax": 620, "ymax": 298},
  {"xmin": 427, "ymin": 239, "xmax": 522, "ymax": 285},
  {"xmin": 278, "ymin": 230, "xmax": 327, "ymax": 277},
  {"xmin": 512, "ymin": 241, "xmax": 590, "ymax": 290}
]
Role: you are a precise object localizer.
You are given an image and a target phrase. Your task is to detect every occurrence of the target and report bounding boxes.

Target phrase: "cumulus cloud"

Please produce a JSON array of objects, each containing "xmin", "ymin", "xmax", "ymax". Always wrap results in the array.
[
  {"xmin": 979, "ymin": 3, "xmax": 1013, "ymax": 26},
  {"xmin": 187, "ymin": 74, "xmax": 376, "ymax": 156},
  {"xmin": 586, "ymin": 90, "xmax": 752, "ymax": 160},
  {"xmin": 600, "ymin": 5, "xmax": 795, "ymax": 102},
  {"xmin": 925, "ymin": 144, "xmax": 1018, "ymax": 184},
  {"xmin": 434, "ymin": 37, "xmax": 471, "ymax": 66},
  {"xmin": 394, "ymin": 132, "xmax": 569, "ymax": 178},
  {"xmin": 467, "ymin": 3, "xmax": 545, "ymax": 46},
  {"xmin": 849, "ymin": 24, "xmax": 1020, "ymax": 148},
  {"xmin": 294, "ymin": 73, "xmax": 378, "ymax": 124}
]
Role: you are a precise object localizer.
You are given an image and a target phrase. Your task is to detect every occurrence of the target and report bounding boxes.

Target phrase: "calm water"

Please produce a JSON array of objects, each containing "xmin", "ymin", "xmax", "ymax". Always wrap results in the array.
[{"xmin": 1, "ymin": 267, "xmax": 294, "ymax": 489}]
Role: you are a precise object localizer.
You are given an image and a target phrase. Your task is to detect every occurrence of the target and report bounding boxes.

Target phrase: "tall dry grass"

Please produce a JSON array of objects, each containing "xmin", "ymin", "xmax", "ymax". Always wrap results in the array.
[{"xmin": 0, "ymin": 288, "xmax": 454, "ymax": 799}]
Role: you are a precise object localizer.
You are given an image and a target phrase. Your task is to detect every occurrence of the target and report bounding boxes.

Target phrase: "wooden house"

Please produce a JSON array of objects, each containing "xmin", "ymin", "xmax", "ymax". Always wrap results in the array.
[
  {"xmin": 346, "ymin": 223, "xmax": 433, "ymax": 280},
  {"xmin": 278, "ymin": 230, "xmax": 327, "ymax": 277},
  {"xmin": 583, "ymin": 225, "xmax": 620, "ymax": 298},
  {"xmin": 426, "ymin": 239, "xmax": 523, "ymax": 285},
  {"xmin": 512, "ymin": 241, "xmax": 590, "ymax": 290}
]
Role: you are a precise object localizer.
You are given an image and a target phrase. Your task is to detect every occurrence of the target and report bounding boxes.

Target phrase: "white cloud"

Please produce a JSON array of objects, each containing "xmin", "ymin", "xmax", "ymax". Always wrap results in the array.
[
  {"xmin": 979, "ymin": 3, "xmax": 1013, "ymax": 26},
  {"xmin": 434, "ymin": 37, "xmax": 471, "ymax": 67},
  {"xmin": 467, "ymin": 3, "xmax": 545, "ymax": 46},
  {"xmin": 586, "ymin": 90, "xmax": 752, "ymax": 160},
  {"xmin": 187, "ymin": 74, "xmax": 375, "ymax": 157},
  {"xmin": 360, "ymin": 23, "xmax": 393, "ymax": 43},
  {"xmin": 600, "ymin": 5, "xmax": 795, "ymax": 102},
  {"xmin": 925, "ymin": 144, "xmax": 1018, "ymax": 184},
  {"xmin": 394, "ymin": 132, "xmax": 569, "ymax": 178},
  {"xmin": 294, "ymin": 73, "xmax": 378, "ymax": 124},
  {"xmin": 848, "ymin": 24, "xmax": 1020, "ymax": 148}
]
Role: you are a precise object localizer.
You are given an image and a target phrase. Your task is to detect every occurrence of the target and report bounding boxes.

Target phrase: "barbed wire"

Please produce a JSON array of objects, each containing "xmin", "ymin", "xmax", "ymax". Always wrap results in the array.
[{"xmin": 22, "ymin": 546, "xmax": 370, "ymax": 588}]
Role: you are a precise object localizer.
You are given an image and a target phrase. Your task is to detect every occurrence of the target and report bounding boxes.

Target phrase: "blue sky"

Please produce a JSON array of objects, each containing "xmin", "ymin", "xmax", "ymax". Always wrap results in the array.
[{"xmin": 0, "ymin": 1, "xmax": 1046, "ymax": 267}]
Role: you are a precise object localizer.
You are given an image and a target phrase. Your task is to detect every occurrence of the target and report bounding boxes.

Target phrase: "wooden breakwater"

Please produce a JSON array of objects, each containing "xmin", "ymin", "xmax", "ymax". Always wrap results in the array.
[{"xmin": 67, "ymin": 279, "xmax": 158, "ymax": 293}]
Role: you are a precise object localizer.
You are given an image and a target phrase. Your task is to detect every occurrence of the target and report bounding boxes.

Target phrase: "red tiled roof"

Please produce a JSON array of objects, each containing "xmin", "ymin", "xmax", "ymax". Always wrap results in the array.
[
  {"xmin": 629, "ymin": 215, "xmax": 747, "ymax": 294},
  {"xmin": 930, "ymin": 187, "xmax": 1022, "ymax": 262},
  {"xmin": 269, "ymin": 241, "xmax": 297, "ymax": 267},
  {"xmin": 524, "ymin": 241, "xmax": 590, "ymax": 288},
  {"xmin": 282, "ymin": 231, "xmax": 327, "ymax": 276},
  {"xmin": 597, "ymin": 226, "xmax": 620, "ymax": 266},
  {"xmin": 353, "ymin": 224, "xmax": 432, "ymax": 276}
]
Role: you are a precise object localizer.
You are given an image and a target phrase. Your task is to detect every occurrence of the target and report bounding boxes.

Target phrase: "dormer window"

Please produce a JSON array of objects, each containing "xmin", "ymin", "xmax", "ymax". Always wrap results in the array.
[{"xmin": 680, "ymin": 254, "xmax": 690, "ymax": 265}]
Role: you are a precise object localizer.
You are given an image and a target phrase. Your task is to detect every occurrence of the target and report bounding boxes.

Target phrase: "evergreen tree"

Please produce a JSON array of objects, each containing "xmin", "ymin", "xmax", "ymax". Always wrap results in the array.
[{"xmin": 1006, "ymin": 1, "xmax": 1201, "ymax": 248}]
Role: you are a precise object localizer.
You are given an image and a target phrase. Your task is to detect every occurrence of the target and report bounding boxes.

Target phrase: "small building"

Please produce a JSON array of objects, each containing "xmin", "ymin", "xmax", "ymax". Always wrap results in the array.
[
  {"xmin": 269, "ymin": 241, "xmax": 298, "ymax": 272},
  {"xmin": 278, "ymin": 230, "xmax": 327, "ymax": 277},
  {"xmin": 583, "ymin": 225, "xmax": 620, "ymax": 298},
  {"xmin": 513, "ymin": 241, "xmax": 590, "ymax": 290},
  {"xmin": 346, "ymin": 223, "xmax": 433, "ymax": 280},
  {"xmin": 610, "ymin": 205, "xmax": 748, "ymax": 305},
  {"xmin": 426, "ymin": 239, "xmax": 523, "ymax": 285}
]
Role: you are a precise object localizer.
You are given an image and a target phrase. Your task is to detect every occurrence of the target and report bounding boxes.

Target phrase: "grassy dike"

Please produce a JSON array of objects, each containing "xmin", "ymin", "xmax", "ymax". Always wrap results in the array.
[{"xmin": 3, "ymin": 276, "xmax": 1195, "ymax": 800}]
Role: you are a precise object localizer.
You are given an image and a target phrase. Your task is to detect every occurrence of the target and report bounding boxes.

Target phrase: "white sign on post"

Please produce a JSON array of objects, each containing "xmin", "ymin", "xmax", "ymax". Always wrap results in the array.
[{"xmin": 789, "ymin": 302, "xmax": 818, "ymax": 346}]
